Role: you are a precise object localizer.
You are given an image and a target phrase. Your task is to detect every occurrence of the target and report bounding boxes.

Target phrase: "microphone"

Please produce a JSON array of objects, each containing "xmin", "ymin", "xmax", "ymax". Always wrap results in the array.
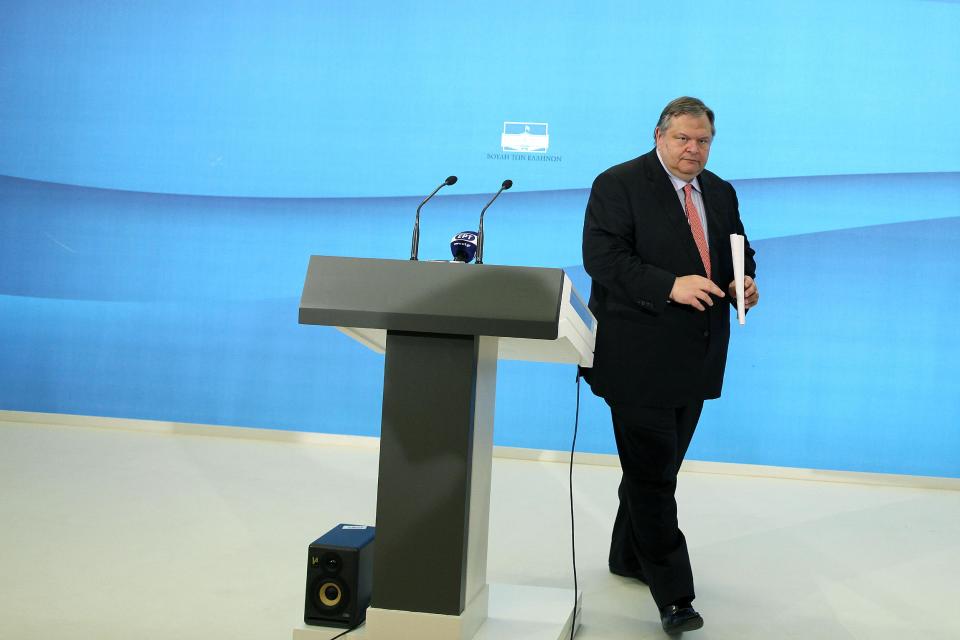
[
  {"xmin": 410, "ymin": 176, "xmax": 457, "ymax": 261},
  {"xmin": 475, "ymin": 179, "xmax": 512, "ymax": 265},
  {"xmin": 449, "ymin": 231, "xmax": 479, "ymax": 263}
]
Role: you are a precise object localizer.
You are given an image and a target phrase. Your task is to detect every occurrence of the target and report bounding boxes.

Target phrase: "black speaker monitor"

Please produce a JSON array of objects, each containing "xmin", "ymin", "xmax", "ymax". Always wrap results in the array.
[{"xmin": 304, "ymin": 524, "xmax": 375, "ymax": 628}]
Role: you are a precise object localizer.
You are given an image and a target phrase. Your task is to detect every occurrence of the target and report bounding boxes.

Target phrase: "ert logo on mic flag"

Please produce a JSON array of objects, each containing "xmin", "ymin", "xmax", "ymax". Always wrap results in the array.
[{"xmin": 450, "ymin": 232, "xmax": 479, "ymax": 263}]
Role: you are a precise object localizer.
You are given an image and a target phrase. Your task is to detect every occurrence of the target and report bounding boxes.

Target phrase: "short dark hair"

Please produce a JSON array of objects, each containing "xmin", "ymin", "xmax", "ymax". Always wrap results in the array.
[{"xmin": 655, "ymin": 96, "xmax": 715, "ymax": 139}]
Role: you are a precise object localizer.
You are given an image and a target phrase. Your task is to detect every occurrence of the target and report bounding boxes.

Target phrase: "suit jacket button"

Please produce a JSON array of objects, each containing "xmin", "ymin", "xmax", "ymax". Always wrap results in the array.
[{"xmin": 703, "ymin": 330, "xmax": 710, "ymax": 337}]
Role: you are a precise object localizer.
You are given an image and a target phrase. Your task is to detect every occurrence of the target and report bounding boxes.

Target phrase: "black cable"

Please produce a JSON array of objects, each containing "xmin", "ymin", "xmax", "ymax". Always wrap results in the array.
[
  {"xmin": 327, "ymin": 624, "xmax": 359, "ymax": 640},
  {"xmin": 569, "ymin": 372, "xmax": 581, "ymax": 640}
]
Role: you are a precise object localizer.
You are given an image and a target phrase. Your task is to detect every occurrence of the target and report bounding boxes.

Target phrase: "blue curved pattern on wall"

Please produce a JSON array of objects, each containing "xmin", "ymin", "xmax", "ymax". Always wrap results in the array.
[
  {"xmin": 2, "ymin": 173, "xmax": 958, "ymax": 477},
  {"xmin": 2, "ymin": 0, "xmax": 959, "ymax": 477}
]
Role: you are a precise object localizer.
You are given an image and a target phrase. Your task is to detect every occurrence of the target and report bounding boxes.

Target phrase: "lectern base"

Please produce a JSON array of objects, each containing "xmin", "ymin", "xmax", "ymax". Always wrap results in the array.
[
  {"xmin": 366, "ymin": 584, "xmax": 488, "ymax": 640},
  {"xmin": 292, "ymin": 584, "xmax": 582, "ymax": 640}
]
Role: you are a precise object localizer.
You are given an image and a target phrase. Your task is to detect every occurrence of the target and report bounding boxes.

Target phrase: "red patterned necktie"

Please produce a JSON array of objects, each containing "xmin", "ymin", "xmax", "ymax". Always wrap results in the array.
[{"xmin": 683, "ymin": 183, "xmax": 711, "ymax": 279}]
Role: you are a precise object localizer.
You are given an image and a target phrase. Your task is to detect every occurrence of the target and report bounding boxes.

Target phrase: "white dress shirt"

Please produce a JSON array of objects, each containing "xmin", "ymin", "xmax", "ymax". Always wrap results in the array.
[{"xmin": 655, "ymin": 149, "xmax": 709, "ymax": 245}]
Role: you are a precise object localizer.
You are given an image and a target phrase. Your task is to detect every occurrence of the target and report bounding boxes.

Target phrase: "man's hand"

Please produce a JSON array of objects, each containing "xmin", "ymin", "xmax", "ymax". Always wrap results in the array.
[
  {"xmin": 727, "ymin": 276, "xmax": 759, "ymax": 310},
  {"xmin": 669, "ymin": 275, "xmax": 725, "ymax": 311}
]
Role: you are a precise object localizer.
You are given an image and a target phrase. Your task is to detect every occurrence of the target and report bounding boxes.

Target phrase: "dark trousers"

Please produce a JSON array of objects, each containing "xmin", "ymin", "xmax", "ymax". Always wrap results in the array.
[{"xmin": 607, "ymin": 400, "xmax": 704, "ymax": 610}]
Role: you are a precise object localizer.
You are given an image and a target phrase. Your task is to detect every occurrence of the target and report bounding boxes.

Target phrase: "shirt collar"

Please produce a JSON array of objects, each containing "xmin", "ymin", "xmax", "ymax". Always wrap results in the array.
[{"xmin": 656, "ymin": 148, "xmax": 701, "ymax": 194}]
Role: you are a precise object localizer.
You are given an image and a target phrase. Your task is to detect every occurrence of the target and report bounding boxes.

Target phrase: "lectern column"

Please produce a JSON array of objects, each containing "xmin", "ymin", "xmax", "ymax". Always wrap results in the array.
[{"xmin": 367, "ymin": 330, "xmax": 497, "ymax": 638}]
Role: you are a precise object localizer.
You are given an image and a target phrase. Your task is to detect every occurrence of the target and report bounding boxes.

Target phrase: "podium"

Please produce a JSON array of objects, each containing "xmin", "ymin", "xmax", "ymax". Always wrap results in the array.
[{"xmin": 296, "ymin": 256, "xmax": 596, "ymax": 640}]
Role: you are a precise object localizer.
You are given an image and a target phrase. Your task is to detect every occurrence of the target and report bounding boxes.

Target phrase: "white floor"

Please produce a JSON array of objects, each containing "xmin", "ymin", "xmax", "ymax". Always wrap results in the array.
[{"xmin": 1, "ymin": 415, "xmax": 959, "ymax": 640}]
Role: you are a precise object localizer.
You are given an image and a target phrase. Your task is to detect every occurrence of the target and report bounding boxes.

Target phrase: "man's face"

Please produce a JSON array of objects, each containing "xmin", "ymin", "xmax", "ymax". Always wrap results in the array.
[{"xmin": 655, "ymin": 114, "xmax": 713, "ymax": 182}]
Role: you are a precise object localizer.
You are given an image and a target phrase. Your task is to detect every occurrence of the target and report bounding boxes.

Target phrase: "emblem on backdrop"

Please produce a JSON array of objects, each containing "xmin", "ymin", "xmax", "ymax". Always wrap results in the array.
[
  {"xmin": 486, "ymin": 121, "xmax": 561, "ymax": 163},
  {"xmin": 501, "ymin": 122, "xmax": 549, "ymax": 153}
]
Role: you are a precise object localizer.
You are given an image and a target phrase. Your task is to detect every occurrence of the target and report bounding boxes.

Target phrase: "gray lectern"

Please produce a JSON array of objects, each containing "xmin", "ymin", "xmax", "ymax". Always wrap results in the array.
[{"xmin": 295, "ymin": 256, "xmax": 596, "ymax": 640}]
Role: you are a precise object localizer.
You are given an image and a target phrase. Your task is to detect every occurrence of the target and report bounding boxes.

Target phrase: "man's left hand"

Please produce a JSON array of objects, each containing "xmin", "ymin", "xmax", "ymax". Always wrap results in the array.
[{"xmin": 727, "ymin": 276, "xmax": 759, "ymax": 310}]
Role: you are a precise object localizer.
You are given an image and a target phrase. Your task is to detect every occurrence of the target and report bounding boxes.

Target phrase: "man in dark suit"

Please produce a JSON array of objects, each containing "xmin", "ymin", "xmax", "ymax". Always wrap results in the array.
[{"xmin": 581, "ymin": 96, "xmax": 759, "ymax": 634}]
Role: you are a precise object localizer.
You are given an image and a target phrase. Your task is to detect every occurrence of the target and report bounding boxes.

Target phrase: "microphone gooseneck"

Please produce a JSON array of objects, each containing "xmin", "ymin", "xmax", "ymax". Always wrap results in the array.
[
  {"xmin": 410, "ymin": 176, "xmax": 458, "ymax": 261},
  {"xmin": 476, "ymin": 179, "xmax": 512, "ymax": 265}
]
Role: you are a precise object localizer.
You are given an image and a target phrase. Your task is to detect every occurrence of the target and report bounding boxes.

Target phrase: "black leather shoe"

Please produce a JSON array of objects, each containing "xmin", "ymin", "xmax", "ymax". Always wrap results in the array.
[
  {"xmin": 608, "ymin": 564, "xmax": 647, "ymax": 583},
  {"xmin": 659, "ymin": 605, "xmax": 703, "ymax": 634}
]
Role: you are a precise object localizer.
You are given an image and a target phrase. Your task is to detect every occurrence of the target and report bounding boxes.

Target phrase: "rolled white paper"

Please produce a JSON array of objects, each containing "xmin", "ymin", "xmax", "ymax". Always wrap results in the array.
[{"xmin": 730, "ymin": 233, "xmax": 746, "ymax": 325}]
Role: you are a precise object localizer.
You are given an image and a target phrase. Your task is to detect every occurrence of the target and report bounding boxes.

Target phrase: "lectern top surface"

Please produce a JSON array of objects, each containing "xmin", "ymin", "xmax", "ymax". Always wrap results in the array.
[{"xmin": 299, "ymin": 256, "xmax": 564, "ymax": 340}]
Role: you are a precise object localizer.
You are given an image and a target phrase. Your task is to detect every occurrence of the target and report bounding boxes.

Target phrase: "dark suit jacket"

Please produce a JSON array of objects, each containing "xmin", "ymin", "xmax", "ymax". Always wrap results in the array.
[{"xmin": 581, "ymin": 149, "xmax": 756, "ymax": 407}]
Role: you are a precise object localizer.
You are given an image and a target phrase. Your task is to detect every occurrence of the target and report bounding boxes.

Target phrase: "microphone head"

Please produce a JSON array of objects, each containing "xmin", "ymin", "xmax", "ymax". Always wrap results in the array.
[
  {"xmin": 450, "ymin": 231, "xmax": 479, "ymax": 263},
  {"xmin": 501, "ymin": 179, "xmax": 513, "ymax": 190},
  {"xmin": 445, "ymin": 175, "xmax": 458, "ymax": 186}
]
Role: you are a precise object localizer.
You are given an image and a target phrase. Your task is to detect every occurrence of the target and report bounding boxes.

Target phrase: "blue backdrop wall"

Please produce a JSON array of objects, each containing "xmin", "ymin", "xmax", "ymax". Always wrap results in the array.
[{"xmin": 2, "ymin": 0, "xmax": 958, "ymax": 477}]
